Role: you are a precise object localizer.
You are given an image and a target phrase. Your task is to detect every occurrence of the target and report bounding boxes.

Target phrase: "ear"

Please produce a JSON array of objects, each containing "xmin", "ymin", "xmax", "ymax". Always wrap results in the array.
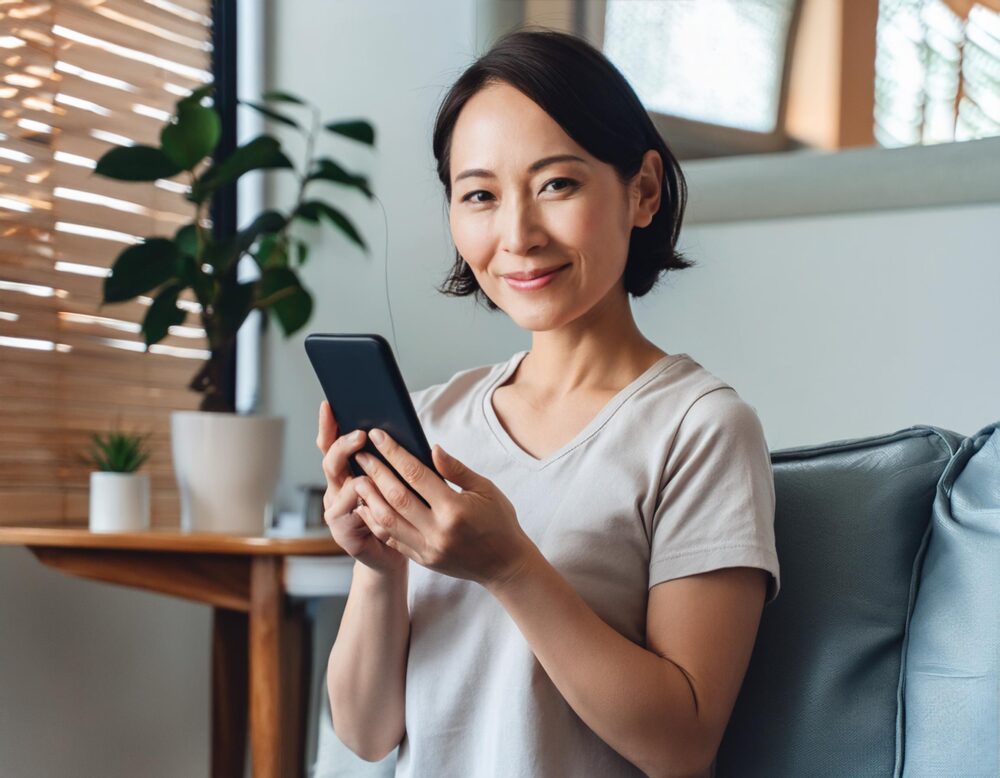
[{"xmin": 631, "ymin": 149, "xmax": 663, "ymax": 229}]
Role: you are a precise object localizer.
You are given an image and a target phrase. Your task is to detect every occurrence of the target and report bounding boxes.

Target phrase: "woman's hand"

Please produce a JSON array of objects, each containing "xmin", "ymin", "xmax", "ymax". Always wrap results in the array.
[
  {"xmin": 316, "ymin": 401, "xmax": 408, "ymax": 576},
  {"xmin": 350, "ymin": 428, "xmax": 536, "ymax": 588}
]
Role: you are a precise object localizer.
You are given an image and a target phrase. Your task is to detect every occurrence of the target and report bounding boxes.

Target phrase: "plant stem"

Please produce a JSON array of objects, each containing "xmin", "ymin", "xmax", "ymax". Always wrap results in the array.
[{"xmin": 252, "ymin": 285, "xmax": 297, "ymax": 310}]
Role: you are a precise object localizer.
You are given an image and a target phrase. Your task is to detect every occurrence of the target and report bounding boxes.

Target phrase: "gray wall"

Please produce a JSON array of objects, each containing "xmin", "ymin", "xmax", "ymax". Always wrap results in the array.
[{"xmin": 2, "ymin": 1, "xmax": 997, "ymax": 776}]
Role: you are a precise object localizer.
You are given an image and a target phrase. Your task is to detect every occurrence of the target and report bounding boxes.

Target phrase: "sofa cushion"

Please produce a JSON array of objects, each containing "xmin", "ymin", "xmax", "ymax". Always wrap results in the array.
[
  {"xmin": 901, "ymin": 420, "xmax": 1000, "ymax": 777},
  {"xmin": 715, "ymin": 424, "xmax": 964, "ymax": 777}
]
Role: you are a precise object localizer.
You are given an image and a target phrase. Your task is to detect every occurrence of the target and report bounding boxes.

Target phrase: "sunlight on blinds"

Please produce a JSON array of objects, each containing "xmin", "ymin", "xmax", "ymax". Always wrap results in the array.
[
  {"xmin": 0, "ymin": 0, "xmax": 213, "ymax": 525},
  {"xmin": 875, "ymin": 0, "xmax": 1000, "ymax": 146},
  {"xmin": 602, "ymin": 0, "xmax": 798, "ymax": 132}
]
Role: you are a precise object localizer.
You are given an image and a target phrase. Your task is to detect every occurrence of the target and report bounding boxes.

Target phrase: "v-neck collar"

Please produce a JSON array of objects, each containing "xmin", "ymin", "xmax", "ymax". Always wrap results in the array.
[{"xmin": 481, "ymin": 350, "xmax": 690, "ymax": 470}]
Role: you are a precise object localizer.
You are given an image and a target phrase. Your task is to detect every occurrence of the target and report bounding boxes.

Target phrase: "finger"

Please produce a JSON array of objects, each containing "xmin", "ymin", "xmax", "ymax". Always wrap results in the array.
[
  {"xmin": 354, "ymin": 450, "xmax": 430, "ymax": 526},
  {"xmin": 356, "ymin": 506, "xmax": 419, "ymax": 561},
  {"xmin": 354, "ymin": 474, "xmax": 425, "ymax": 556},
  {"xmin": 367, "ymin": 429, "xmax": 450, "ymax": 508},
  {"xmin": 316, "ymin": 401, "xmax": 337, "ymax": 453},
  {"xmin": 325, "ymin": 475, "xmax": 366, "ymax": 519},
  {"xmin": 325, "ymin": 506, "xmax": 376, "ymax": 550},
  {"xmin": 321, "ymin": 429, "xmax": 367, "ymax": 488}
]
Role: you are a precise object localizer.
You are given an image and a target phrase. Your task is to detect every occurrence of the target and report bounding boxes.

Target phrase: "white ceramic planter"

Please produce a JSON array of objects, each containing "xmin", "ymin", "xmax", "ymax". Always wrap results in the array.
[
  {"xmin": 171, "ymin": 410, "xmax": 285, "ymax": 534},
  {"xmin": 89, "ymin": 472, "xmax": 151, "ymax": 533}
]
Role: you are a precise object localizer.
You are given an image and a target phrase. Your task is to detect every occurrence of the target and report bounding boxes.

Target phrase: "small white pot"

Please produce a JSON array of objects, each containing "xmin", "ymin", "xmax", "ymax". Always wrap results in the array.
[
  {"xmin": 171, "ymin": 410, "xmax": 284, "ymax": 534},
  {"xmin": 89, "ymin": 472, "xmax": 151, "ymax": 533}
]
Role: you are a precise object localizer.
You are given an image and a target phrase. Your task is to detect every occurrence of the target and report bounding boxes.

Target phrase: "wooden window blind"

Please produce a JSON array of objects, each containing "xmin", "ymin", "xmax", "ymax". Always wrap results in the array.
[
  {"xmin": 0, "ymin": 0, "xmax": 213, "ymax": 526},
  {"xmin": 875, "ymin": 0, "xmax": 1000, "ymax": 146}
]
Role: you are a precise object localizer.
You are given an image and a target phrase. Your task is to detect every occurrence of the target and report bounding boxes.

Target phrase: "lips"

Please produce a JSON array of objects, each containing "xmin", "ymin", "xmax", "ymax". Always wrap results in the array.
[
  {"xmin": 503, "ymin": 263, "xmax": 569, "ymax": 291},
  {"xmin": 504, "ymin": 264, "xmax": 570, "ymax": 280}
]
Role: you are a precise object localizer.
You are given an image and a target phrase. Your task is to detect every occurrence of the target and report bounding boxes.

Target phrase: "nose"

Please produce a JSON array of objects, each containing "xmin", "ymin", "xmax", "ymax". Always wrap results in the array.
[{"xmin": 498, "ymin": 197, "xmax": 547, "ymax": 257}]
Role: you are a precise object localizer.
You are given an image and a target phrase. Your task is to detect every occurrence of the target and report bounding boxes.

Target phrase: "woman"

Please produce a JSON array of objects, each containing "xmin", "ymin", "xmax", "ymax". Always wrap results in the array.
[{"xmin": 318, "ymin": 29, "xmax": 780, "ymax": 778}]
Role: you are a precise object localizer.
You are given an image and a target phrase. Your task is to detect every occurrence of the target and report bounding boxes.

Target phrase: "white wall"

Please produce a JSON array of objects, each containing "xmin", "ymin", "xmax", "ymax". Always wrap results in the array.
[{"xmin": 0, "ymin": 547, "xmax": 211, "ymax": 777}]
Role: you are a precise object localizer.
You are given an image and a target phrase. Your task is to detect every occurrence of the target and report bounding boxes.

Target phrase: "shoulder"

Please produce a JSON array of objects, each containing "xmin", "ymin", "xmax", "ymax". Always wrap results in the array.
[
  {"xmin": 657, "ymin": 356, "xmax": 762, "ymax": 429},
  {"xmin": 681, "ymin": 385, "xmax": 766, "ymax": 442},
  {"xmin": 408, "ymin": 354, "xmax": 514, "ymax": 421},
  {"xmin": 645, "ymin": 356, "xmax": 769, "ymax": 464}
]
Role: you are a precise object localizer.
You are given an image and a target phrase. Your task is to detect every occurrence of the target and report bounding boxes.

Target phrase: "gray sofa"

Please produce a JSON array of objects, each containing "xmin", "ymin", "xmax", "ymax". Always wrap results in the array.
[
  {"xmin": 717, "ymin": 419, "xmax": 999, "ymax": 777},
  {"xmin": 312, "ymin": 419, "xmax": 1000, "ymax": 777}
]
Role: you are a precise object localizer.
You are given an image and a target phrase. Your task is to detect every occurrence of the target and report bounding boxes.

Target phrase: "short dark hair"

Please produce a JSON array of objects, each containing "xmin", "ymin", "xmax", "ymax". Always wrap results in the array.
[{"xmin": 432, "ymin": 27, "xmax": 695, "ymax": 311}]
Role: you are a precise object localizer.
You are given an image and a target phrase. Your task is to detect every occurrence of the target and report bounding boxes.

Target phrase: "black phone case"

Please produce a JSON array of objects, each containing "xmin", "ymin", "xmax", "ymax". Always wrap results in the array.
[{"xmin": 305, "ymin": 333, "xmax": 437, "ymax": 508}]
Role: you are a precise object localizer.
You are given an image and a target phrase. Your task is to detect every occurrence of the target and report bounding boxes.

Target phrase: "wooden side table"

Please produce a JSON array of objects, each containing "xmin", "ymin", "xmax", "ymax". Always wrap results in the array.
[{"xmin": 0, "ymin": 527, "xmax": 351, "ymax": 778}]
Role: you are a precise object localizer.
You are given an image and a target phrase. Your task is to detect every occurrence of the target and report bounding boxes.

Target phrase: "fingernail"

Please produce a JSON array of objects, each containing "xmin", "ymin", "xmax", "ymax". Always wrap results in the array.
[
  {"xmin": 357, "ymin": 453, "xmax": 371, "ymax": 466},
  {"xmin": 351, "ymin": 430, "xmax": 363, "ymax": 441},
  {"xmin": 370, "ymin": 428, "xmax": 386, "ymax": 444}
]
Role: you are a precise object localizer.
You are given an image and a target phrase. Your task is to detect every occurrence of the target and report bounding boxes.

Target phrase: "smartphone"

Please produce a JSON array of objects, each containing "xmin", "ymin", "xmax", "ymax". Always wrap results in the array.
[{"xmin": 305, "ymin": 333, "xmax": 437, "ymax": 508}]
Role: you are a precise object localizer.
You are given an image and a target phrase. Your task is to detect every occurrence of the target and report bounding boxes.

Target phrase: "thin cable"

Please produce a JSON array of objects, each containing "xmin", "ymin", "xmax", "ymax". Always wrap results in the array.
[{"xmin": 370, "ymin": 191, "xmax": 399, "ymax": 359}]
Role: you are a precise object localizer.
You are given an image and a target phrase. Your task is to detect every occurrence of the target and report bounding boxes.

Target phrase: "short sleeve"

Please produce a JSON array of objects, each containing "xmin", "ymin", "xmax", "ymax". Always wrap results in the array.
[{"xmin": 649, "ymin": 387, "xmax": 780, "ymax": 605}]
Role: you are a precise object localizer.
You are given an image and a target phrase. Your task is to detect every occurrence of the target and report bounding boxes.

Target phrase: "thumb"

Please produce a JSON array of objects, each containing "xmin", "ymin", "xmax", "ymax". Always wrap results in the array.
[{"xmin": 433, "ymin": 444, "xmax": 483, "ymax": 491}]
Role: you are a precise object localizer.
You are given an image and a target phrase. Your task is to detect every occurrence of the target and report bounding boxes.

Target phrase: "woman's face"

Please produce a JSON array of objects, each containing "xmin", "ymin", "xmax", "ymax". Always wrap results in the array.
[{"xmin": 447, "ymin": 81, "xmax": 661, "ymax": 332}]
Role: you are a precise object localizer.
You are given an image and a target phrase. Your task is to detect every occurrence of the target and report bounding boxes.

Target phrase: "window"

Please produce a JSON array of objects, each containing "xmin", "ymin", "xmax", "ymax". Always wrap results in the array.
[
  {"xmin": 593, "ymin": 0, "xmax": 1000, "ymax": 158},
  {"xmin": 603, "ymin": 0, "xmax": 798, "ymax": 133},
  {"xmin": 875, "ymin": 0, "xmax": 1000, "ymax": 146},
  {"xmin": 0, "ymin": 0, "xmax": 214, "ymax": 525}
]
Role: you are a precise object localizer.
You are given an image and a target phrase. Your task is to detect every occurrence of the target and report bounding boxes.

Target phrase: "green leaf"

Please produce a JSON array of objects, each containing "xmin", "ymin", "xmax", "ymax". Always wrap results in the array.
[
  {"xmin": 178, "ymin": 83, "xmax": 215, "ymax": 108},
  {"xmin": 95, "ymin": 145, "xmax": 183, "ymax": 182},
  {"xmin": 85, "ymin": 430, "xmax": 152, "ymax": 473},
  {"xmin": 295, "ymin": 240, "xmax": 309, "ymax": 266},
  {"xmin": 240, "ymin": 100, "xmax": 300, "ymax": 129},
  {"xmin": 161, "ymin": 100, "xmax": 221, "ymax": 169},
  {"xmin": 104, "ymin": 239, "xmax": 179, "ymax": 303},
  {"xmin": 174, "ymin": 254, "xmax": 213, "ymax": 307},
  {"xmin": 296, "ymin": 200, "xmax": 367, "ymax": 252},
  {"xmin": 201, "ymin": 238, "xmax": 232, "ymax": 274},
  {"xmin": 258, "ymin": 267, "xmax": 313, "ymax": 336},
  {"xmin": 242, "ymin": 210, "xmax": 287, "ymax": 240},
  {"xmin": 192, "ymin": 135, "xmax": 293, "ymax": 201},
  {"xmin": 210, "ymin": 210, "xmax": 288, "ymax": 274},
  {"xmin": 307, "ymin": 158, "xmax": 373, "ymax": 199},
  {"xmin": 262, "ymin": 90, "xmax": 304, "ymax": 105},
  {"xmin": 324, "ymin": 119, "xmax": 376, "ymax": 146},
  {"xmin": 175, "ymin": 224, "xmax": 198, "ymax": 258},
  {"xmin": 143, "ymin": 282, "xmax": 187, "ymax": 346},
  {"xmin": 254, "ymin": 234, "xmax": 287, "ymax": 269},
  {"xmin": 294, "ymin": 201, "xmax": 322, "ymax": 223},
  {"xmin": 215, "ymin": 280, "xmax": 256, "ymax": 336}
]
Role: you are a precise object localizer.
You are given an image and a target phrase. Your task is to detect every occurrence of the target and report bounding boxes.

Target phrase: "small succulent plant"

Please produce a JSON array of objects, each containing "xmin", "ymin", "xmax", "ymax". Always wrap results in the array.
[{"xmin": 83, "ymin": 430, "xmax": 153, "ymax": 473}]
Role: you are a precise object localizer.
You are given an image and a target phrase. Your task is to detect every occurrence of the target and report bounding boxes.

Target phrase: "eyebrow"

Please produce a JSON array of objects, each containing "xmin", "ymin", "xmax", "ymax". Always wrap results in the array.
[{"xmin": 454, "ymin": 154, "xmax": 587, "ymax": 184}]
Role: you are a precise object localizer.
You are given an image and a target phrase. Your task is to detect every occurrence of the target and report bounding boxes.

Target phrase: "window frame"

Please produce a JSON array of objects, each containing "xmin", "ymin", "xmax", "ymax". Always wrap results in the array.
[{"xmin": 577, "ymin": 0, "xmax": 1000, "ymax": 222}]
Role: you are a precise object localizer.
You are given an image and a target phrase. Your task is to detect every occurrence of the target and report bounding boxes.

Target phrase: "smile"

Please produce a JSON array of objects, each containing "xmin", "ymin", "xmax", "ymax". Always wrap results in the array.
[{"xmin": 503, "ymin": 264, "xmax": 569, "ymax": 291}]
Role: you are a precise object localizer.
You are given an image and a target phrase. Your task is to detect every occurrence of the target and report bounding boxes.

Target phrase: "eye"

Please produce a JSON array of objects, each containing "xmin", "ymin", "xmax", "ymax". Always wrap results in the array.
[
  {"xmin": 543, "ymin": 177, "xmax": 578, "ymax": 193},
  {"xmin": 461, "ymin": 189, "xmax": 492, "ymax": 204},
  {"xmin": 460, "ymin": 177, "xmax": 579, "ymax": 204}
]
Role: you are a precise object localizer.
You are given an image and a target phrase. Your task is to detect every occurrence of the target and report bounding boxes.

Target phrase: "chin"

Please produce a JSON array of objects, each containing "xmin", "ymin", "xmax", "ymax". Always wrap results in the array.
[{"xmin": 505, "ymin": 303, "xmax": 577, "ymax": 332}]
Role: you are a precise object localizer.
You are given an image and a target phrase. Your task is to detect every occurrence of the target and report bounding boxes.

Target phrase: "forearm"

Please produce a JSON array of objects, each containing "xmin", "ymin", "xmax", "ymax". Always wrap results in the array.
[
  {"xmin": 485, "ymin": 546, "xmax": 708, "ymax": 778},
  {"xmin": 327, "ymin": 560, "xmax": 410, "ymax": 762}
]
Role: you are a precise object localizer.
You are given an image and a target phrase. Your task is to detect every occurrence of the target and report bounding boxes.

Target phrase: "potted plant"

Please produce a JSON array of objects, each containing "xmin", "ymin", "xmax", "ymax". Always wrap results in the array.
[
  {"xmin": 93, "ymin": 86, "xmax": 376, "ymax": 533},
  {"xmin": 83, "ymin": 428, "xmax": 153, "ymax": 533}
]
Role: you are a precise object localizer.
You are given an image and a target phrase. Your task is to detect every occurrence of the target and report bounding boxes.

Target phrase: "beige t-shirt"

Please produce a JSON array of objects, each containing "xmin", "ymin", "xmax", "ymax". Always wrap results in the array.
[{"xmin": 394, "ymin": 349, "xmax": 779, "ymax": 777}]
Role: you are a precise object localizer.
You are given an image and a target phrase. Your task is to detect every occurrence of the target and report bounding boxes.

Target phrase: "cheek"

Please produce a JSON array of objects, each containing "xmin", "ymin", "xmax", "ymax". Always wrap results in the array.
[{"xmin": 450, "ymin": 209, "xmax": 489, "ymax": 264}]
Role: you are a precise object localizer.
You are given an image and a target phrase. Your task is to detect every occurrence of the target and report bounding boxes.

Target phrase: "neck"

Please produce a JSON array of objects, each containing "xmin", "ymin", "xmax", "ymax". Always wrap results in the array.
[{"xmin": 517, "ymin": 286, "xmax": 668, "ymax": 399}]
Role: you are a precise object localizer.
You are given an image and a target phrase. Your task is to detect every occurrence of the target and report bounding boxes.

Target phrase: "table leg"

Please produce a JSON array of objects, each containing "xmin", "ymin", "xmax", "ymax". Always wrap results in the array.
[
  {"xmin": 281, "ymin": 599, "xmax": 313, "ymax": 778},
  {"xmin": 212, "ymin": 607, "xmax": 248, "ymax": 778},
  {"xmin": 250, "ymin": 556, "xmax": 283, "ymax": 777},
  {"xmin": 248, "ymin": 557, "xmax": 315, "ymax": 778}
]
